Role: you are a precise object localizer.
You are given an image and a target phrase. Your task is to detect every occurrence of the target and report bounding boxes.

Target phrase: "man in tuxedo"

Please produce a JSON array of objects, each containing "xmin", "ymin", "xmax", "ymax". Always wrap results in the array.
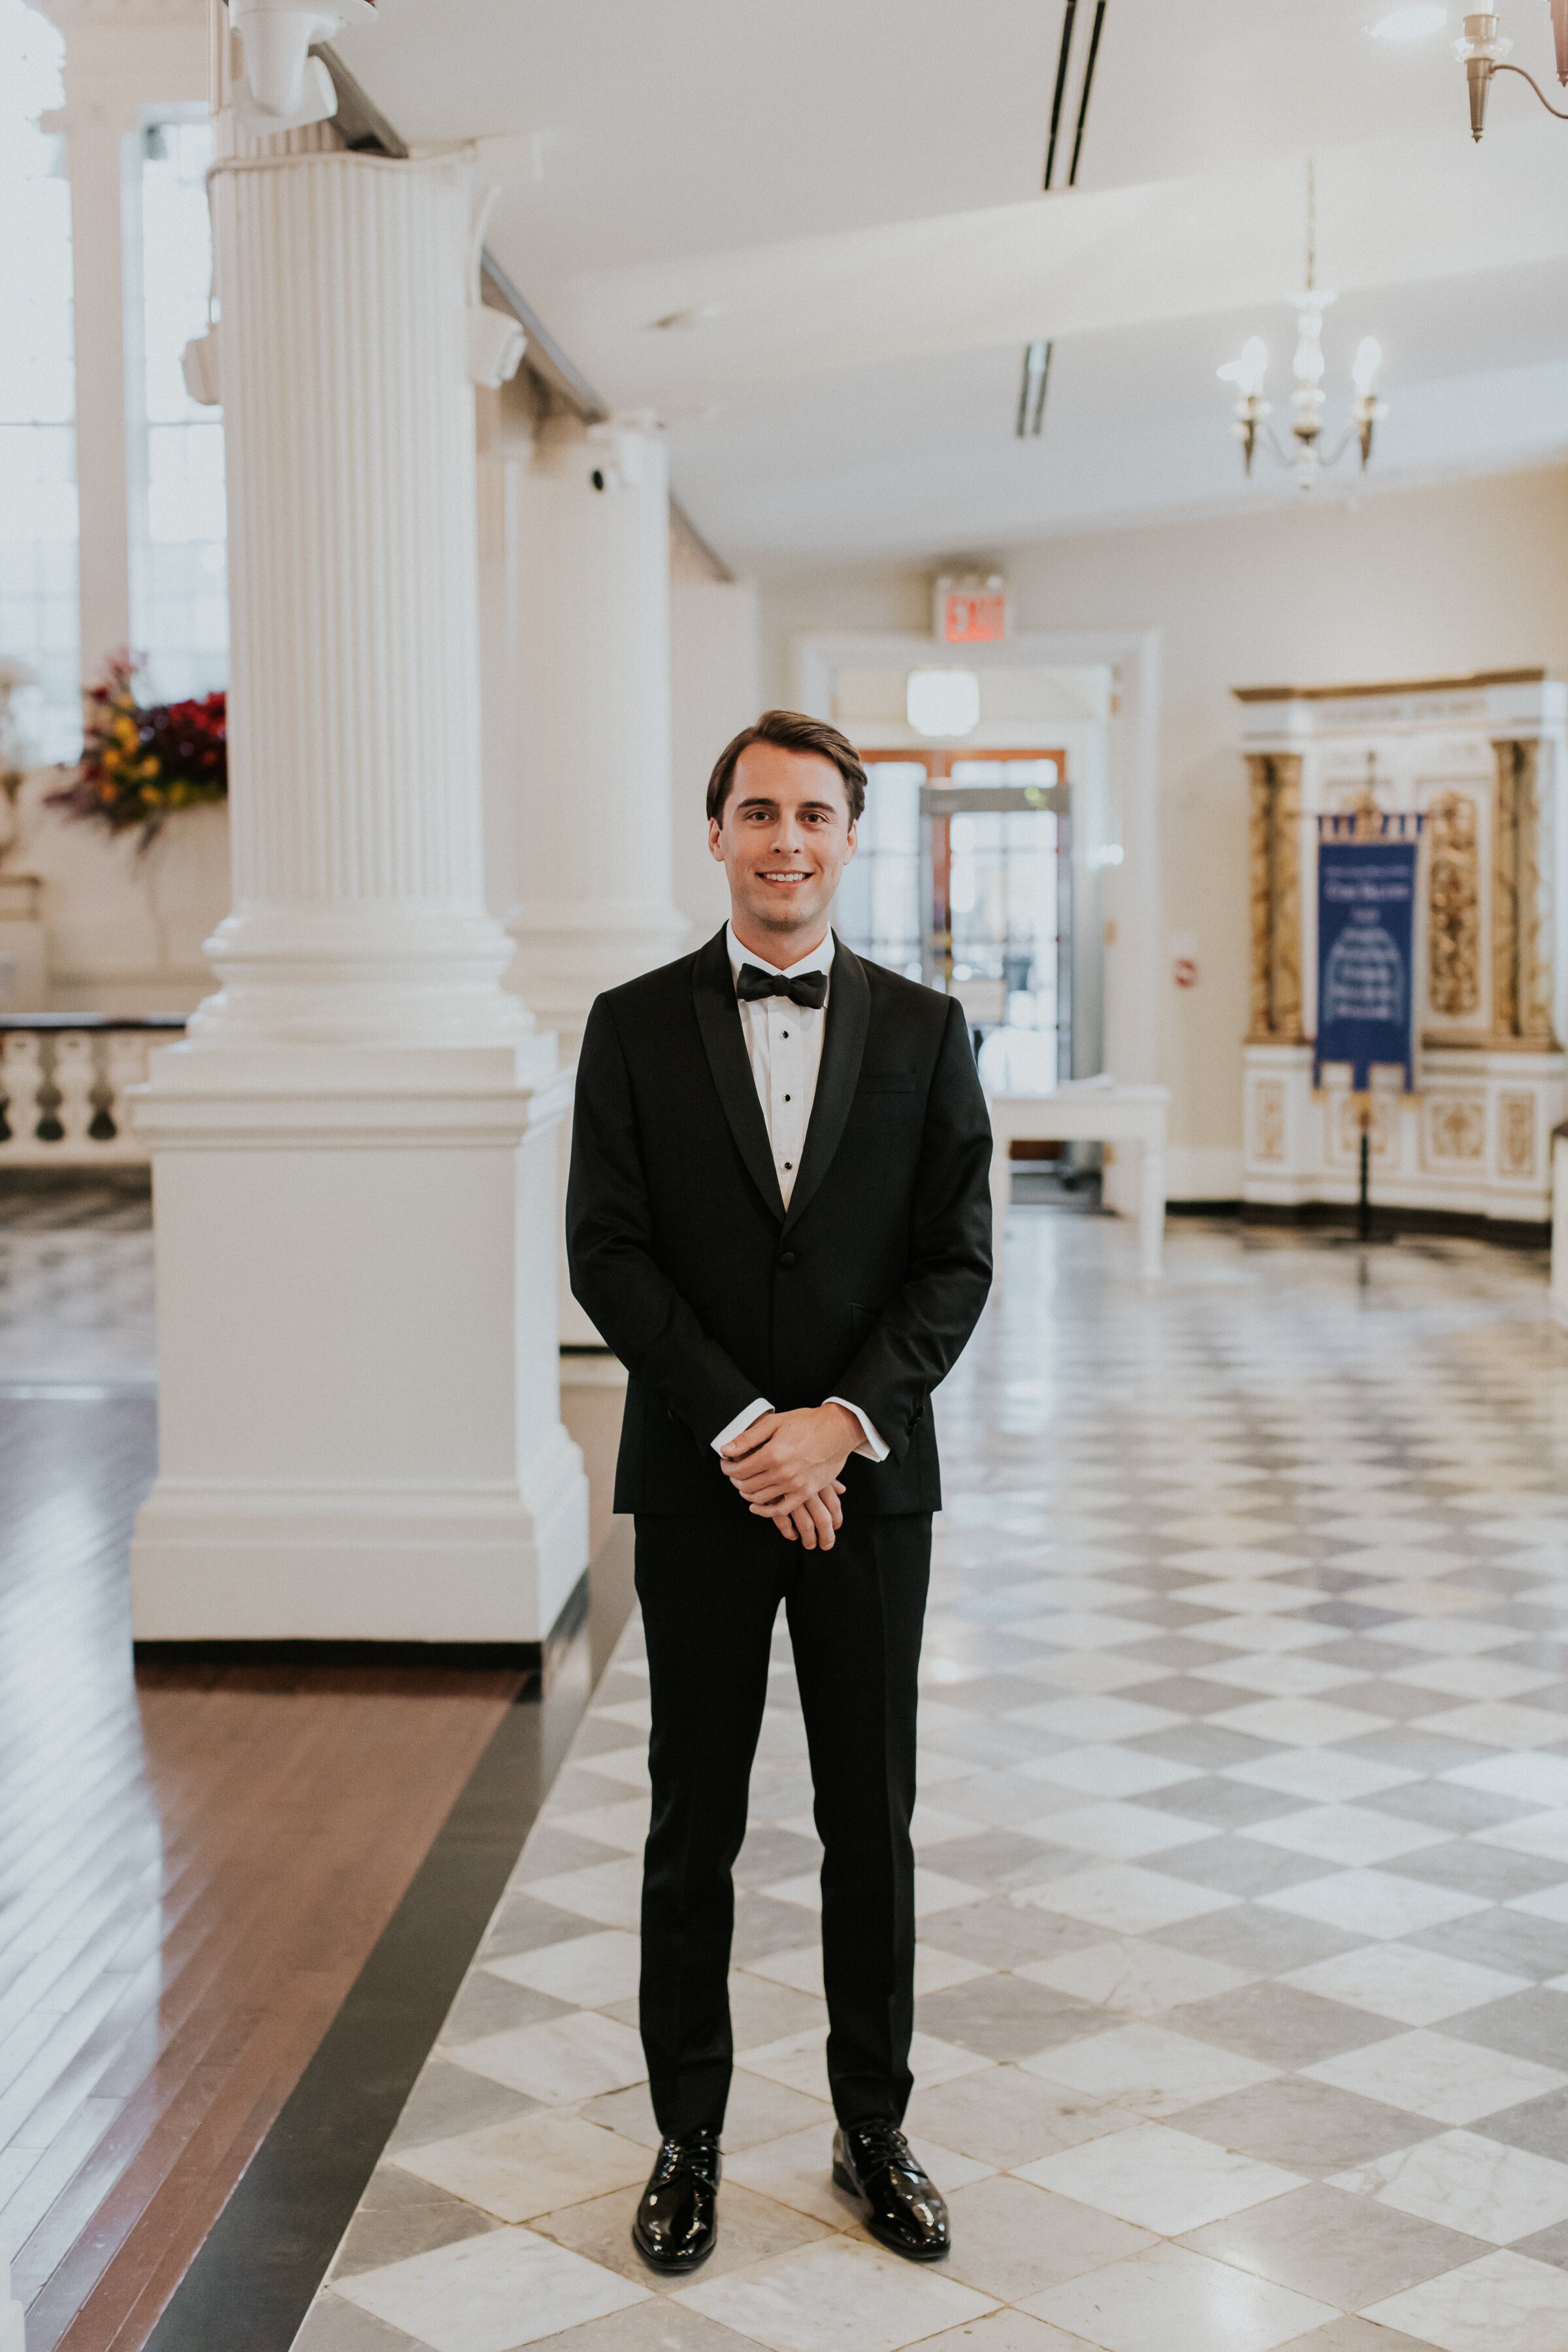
[{"xmin": 567, "ymin": 709, "xmax": 992, "ymax": 2272}]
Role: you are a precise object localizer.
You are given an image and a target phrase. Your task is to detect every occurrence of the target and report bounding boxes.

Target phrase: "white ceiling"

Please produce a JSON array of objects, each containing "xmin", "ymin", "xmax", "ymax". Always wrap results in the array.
[{"xmin": 333, "ymin": 0, "xmax": 1568, "ymax": 567}]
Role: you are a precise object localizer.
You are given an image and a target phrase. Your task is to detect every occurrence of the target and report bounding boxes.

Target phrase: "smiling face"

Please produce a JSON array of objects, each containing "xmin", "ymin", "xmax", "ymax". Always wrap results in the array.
[{"xmin": 709, "ymin": 740, "xmax": 858, "ymax": 962}]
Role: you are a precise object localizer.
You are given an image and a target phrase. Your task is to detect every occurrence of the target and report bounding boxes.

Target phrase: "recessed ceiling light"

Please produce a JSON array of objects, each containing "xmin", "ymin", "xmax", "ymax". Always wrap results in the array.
[{"xmin": 1367, "ymin": 5, "xmax": 1447, "ymax": 39}]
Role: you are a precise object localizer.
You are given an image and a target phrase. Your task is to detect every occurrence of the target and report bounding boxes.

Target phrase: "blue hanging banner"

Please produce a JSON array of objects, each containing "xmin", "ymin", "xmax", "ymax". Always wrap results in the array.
[{"xmin": 1315, "ymin": 813, "xmax": 1423, "ymax": 1092}]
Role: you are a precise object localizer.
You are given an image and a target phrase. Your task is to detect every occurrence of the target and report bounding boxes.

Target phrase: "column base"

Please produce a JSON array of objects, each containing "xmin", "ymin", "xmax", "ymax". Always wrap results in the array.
[
  {"xmin": 131, "ymin": 1424, "xmax": 588, "ymax": 1645},
  {"xmin": 130, "ymin": 1036, "xmax": 590, "ymax": 1645}
]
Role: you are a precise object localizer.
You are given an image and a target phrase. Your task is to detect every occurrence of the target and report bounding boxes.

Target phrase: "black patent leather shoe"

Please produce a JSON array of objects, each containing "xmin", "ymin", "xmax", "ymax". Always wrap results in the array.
[
  {"xmin": 632, "ymin": 2129, "xmax": 721, "ymax": 2272},
  {"xmin": 832, "ymin": 2121, "xmax": 950, "ymax": 2261}
]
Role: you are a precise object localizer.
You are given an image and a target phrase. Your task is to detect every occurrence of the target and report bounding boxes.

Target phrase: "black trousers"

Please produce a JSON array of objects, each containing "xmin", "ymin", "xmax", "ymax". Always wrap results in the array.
[{"xmin": 634, "ymin": 1511, "xmax": 931, "ymax": 2138}]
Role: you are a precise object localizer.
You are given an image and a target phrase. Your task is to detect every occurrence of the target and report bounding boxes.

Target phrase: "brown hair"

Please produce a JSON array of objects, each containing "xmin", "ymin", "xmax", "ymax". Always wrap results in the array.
[{"xmin": 706, "ymin": 710, "xmax": 866, "ymax": 826}]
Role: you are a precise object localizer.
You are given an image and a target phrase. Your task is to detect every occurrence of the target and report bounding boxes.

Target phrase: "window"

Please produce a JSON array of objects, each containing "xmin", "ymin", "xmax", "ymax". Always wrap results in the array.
[
  {"xmin": 0, "ymin": 0, "xmax": 78, "ymax": 762},
  {"xmin": 127, "ymin": 111, "xmax": 226, "ymax": 704}
]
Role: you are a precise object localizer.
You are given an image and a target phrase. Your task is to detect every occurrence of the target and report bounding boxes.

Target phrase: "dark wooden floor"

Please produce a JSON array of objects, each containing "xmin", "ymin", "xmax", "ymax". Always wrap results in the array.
[
  {"xmin": 0, "ymin": 1358, "xmax": 625, "ymax": 2352},
  {"xmin": 0, "ymin": 1393, "xmax": 525, "ymax": 2350}
]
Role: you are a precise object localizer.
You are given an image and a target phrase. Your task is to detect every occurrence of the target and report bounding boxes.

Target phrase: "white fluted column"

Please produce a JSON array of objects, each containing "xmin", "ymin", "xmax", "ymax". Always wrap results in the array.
[
  {"xmin": 508, "ymin": 410, "xmax": 688, "ymax": 1028},
  {"xmin": 130, "ymin": 142, "xmax": 588, "ymax": 1644},
  {"xmin": 195, "ymin": 148, "xmax": 525, "ymax": 1045},
  {"xmin": 506, "ymin": 411, "xmax": 688, "ymax": 1341}
]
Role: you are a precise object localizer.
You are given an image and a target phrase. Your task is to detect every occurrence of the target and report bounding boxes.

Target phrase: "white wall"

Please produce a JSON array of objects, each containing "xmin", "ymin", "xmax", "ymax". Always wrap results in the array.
[{"xmin": 755, "ymin": 465, "xmax": 1568, "ymax": 1192}]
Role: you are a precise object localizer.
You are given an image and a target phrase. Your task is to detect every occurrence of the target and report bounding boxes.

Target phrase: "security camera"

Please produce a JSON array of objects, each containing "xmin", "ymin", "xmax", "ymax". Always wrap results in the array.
[
  {"xmin": 227, "ymin": 0, "xmax": 376, "ymax": 134},
  {"xmin": 586, "ymin": 414, "xmax": 659, "ymax": 491}
]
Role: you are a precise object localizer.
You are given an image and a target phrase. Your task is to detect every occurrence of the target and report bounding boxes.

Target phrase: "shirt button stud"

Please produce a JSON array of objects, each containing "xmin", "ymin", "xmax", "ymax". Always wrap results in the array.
[
  {"xmin": 783, "ymin": 1160, "xmax": 792, "ymax": 1169},
  {"xmin": 783, "ymin": 1093, "xmax": 791, "ymax": 1102}
]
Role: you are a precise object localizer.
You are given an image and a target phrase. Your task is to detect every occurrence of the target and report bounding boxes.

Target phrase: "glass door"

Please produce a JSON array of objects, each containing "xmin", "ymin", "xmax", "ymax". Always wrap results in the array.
[{"xmin": 836, "ymin": 749, "xmax": 1072, "ymax": 1083}]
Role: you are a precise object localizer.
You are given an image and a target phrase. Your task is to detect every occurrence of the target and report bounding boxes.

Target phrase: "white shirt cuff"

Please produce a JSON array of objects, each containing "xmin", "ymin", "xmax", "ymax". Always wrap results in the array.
[
  {"xmin": 828, "ymin": 1396, "xmax": 889, "ymax": 1463},
  {"xmin": 711, "ymin": 1398, "xmax": 774, "ymax": 1454}
]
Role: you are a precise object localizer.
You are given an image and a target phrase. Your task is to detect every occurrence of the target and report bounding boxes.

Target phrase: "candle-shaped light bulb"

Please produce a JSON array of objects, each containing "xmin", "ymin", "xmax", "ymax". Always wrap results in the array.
[
  {"xmin": 1218, "ymin": 336, "xmax": 1268, "ymax": 397},
  {"xmin": 1352, "ymin": 336, "xmax": 1382, "ymax": 395}
]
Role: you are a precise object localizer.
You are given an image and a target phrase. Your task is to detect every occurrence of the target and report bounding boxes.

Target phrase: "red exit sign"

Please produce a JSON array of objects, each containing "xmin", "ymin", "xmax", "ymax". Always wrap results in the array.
[{"xmin": 941, "ymin": 591, "xmax": 1007, "ymax": 644}]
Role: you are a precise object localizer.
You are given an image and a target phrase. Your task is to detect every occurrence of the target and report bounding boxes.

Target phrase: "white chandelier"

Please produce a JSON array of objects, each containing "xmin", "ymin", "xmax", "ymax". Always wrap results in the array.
[{"xmin": 1217, "ymin": 164, "xmax": 1387, "ymax": 493}]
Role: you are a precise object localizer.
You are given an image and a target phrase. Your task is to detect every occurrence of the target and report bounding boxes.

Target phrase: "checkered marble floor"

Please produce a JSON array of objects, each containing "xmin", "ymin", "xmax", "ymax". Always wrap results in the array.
[
  {"xmin": 297, "ymin": 1212, "xmax": 1568, "ymax": 2352},
  {"xmin": 0, "ymin": 1183, "xmax": 155, "ymax": 1388}
]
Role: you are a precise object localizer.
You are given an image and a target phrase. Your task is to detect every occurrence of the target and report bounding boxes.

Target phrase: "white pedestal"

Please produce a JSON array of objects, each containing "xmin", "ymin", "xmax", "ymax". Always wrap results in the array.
[
  {"xmin": 131, "ymin": 1039, "xmax": 587, "ymax": 1642},
  {"xmin": 988, "ymin": 1085, "xmax": 1170, "ymax": 1280}
]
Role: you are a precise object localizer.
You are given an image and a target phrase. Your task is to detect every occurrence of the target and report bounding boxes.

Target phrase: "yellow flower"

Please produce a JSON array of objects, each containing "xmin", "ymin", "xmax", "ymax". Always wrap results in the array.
[
  {"xmin": 114, "ymin": 715, "xmax": 138, "ymax": 749},
  {"xmin": 103, "ymin": 748, "xmax": 122, "ymax": 773}
]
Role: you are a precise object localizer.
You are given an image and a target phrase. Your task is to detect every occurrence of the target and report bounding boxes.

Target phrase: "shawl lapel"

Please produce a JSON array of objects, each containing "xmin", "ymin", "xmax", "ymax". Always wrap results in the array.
[{"xmin": 691, "ymin": 927, "xmax": 787, "ymax": 1222}]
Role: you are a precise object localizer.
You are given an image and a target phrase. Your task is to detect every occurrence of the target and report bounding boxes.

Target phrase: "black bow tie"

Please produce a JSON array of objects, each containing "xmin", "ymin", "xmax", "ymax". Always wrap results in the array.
[{"xmin": 736, "ymin": 962, "xmax": 828, "ymax": 1010}]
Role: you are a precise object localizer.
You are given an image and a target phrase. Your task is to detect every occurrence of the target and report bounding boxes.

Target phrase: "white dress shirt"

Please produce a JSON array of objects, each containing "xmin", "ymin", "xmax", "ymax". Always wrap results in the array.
[{"xmin": 711, "ymin": 923, "xmax": 889, "ymax": 1467}]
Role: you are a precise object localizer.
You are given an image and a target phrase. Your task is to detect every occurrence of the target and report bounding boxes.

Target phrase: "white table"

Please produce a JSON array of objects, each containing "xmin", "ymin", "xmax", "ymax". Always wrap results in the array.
[{"xmin": 986, "ymin": 1084, "xmax": 1172, "ymax": 1280}]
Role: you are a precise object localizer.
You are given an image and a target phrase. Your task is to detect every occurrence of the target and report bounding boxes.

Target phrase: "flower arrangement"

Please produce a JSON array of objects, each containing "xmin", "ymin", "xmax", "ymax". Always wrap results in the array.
[{"xmin": 46, "ymin": 654, "xmax": 227, "ymax": 850}]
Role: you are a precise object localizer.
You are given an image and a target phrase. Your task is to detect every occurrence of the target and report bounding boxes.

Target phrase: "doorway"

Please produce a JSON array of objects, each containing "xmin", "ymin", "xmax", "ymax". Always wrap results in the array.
[{"xmin": 834, "ymin": 747, "xmax": 1072, "ymax": 1082}]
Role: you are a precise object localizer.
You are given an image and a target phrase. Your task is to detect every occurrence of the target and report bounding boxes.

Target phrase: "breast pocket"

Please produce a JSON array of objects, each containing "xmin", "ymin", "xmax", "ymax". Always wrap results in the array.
[{"xmin": 856, "ymin": 1072, "xmax": 920, "ymax": 1096}]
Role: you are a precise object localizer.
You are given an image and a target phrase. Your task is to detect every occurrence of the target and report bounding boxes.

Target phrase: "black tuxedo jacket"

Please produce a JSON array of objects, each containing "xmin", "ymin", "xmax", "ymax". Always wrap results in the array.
[{"xmin": 566, "ymin": 926, "xmax": 992, "ymax": 1518}]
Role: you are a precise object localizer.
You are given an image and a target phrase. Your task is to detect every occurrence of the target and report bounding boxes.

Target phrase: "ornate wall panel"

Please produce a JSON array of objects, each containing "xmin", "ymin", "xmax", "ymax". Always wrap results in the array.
[
  {"xmin": 1498, "ymin": 1091, "xmax": 1538, "ymax": 1179},
  {"xmin": 1252, "ymin": 1079, "xmax": 1286, "ymax": 1162},
  {"xmin": 1245, "ymin": 752, "xmax": 1304, "ymax": 1045},
  {"xmin": 1424, "ymin": 1093, "xmax": 1487, "ymax": 1166},
  {"xmin": 1492, "ymin": 737, "xmax": 1556, "ymax": 1043},
  {"xmin": 1426, "ymin": 791, "xmax": 1480, "ymax": 1019},
  {"xmin": 1330, "ymin": 1088, "xmax": 1396, "ymax": 1164}
]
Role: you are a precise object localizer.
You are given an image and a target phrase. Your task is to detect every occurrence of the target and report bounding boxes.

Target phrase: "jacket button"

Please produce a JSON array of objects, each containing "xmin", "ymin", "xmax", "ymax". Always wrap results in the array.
[{"xmin": 779, "ymin": 1250, "xmax": 796, "ymax": 1268}]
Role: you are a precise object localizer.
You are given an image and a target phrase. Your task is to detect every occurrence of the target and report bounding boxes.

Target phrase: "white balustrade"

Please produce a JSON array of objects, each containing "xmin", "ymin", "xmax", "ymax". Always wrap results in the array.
[{"xmin": 0, "ymin": 1021, "xmax": 184, "ymax": 1164}]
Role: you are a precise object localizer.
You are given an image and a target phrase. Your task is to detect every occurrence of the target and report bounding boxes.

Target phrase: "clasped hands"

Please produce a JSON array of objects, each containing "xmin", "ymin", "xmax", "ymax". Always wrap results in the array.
[{"xmin": 719, "ymin": 1401, "xmax": 862, "ymax": 1550}]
